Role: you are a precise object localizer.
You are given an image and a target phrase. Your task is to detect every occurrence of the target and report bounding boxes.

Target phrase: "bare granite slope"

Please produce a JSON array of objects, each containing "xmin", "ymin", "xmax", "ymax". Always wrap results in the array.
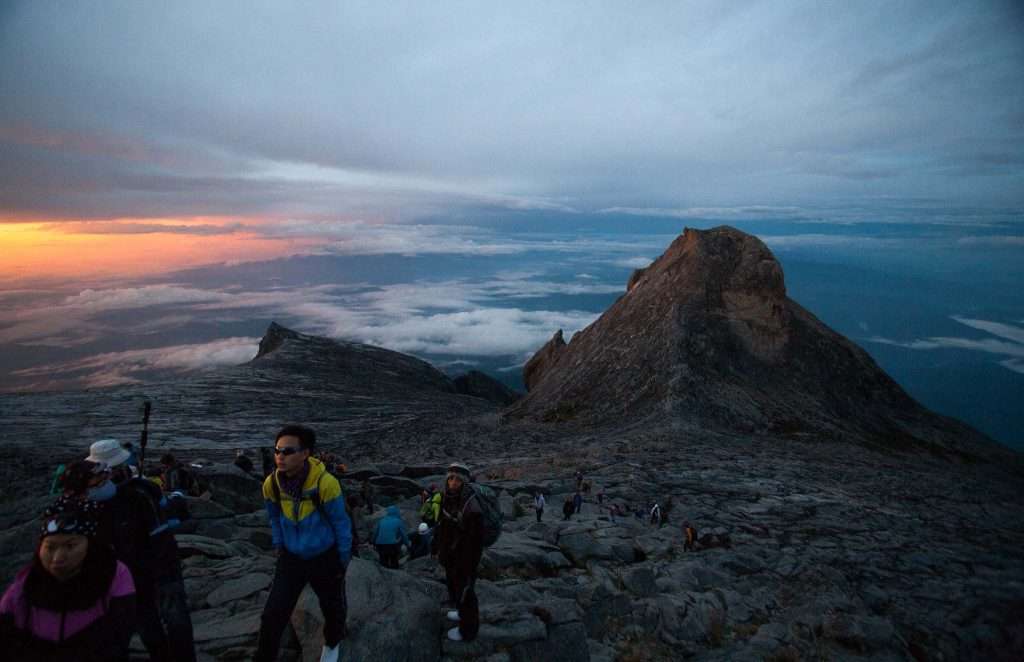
[{"xmin": 507, "ymin": 226, "xmax": 1008, "ymax": 461}]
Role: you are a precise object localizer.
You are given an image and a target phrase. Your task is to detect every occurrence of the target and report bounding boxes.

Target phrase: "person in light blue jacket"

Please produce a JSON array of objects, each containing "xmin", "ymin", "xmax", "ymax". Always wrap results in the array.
[{"xmin": 373, "ymin": 505, "xmax": 410, "ymax": 569}]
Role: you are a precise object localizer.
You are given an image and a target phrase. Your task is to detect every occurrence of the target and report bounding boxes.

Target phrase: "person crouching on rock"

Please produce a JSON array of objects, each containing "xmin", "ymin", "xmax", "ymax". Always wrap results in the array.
[
  {"xmin": 373, "ymin": 505, "xmax": 410, "ymax": 569},
  {"xmin": 435, "ymin": 462, "xmax": 483, "ymax": 642},
  {"xmin": 0, "ymin": 499, "xmax": 137, "ymax": 661},
  {"xmin": 409, "ymin": 522, "xmax": 433, "ymax": 560},
  {"xmin": 256, "ymin": 425, "xmax": 353, "ymax": 662}
]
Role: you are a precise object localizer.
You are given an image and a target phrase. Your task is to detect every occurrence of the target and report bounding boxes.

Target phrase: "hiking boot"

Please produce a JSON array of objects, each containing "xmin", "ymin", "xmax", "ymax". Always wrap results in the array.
[
  {"xmin": 447, "ymin": 626, "xmax": 463, "ymax": 642},
  {"xmin": 446, "ymin": 610, "xmax": 460, "ymax": 622},
  {"xmin": 319, "ymin": 643, "xmax": 340, "ymax": 662}
]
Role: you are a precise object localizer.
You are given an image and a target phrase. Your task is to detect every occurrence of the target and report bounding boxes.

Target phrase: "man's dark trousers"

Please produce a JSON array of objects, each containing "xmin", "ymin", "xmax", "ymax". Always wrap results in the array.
[
  {"xmin": 535, "ymin": 508, "xmax": 543, "ymax": 523},
  {"xmin": 255, "ymin": 546, "xmax": 347, "ymax": 661},
  {"xmin": 445, "ymin": 567, "xmax": 479, "ymax": 640},
  {"xmin": 377, "ymin": 543, "xmax": 400, "ymax": 569}
]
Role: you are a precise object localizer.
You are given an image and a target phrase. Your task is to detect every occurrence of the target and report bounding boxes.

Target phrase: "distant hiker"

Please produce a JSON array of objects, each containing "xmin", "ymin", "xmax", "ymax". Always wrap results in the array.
[
  {"xmin": 84, "ymin": 439, "xmax": 196, "ymax": 662},
  {"xmin": 562, "ymin": 497, "xmax": 574, "ymax": 521},
  {"xmin": 409, "ymin": 522, "xmax": 433, "ymax": 560},
  {"xmin": 436, "ymin": 462, "xmax": 483, "ymax": 642},
  {"xmin": 260, "ymin": 447, "xmax": 275, "ymax": 478},
  {"xmin": 122, "ymin": 442, "xmax": 140, "ymax": 472},
  {"xmin": 361, "ymin": 479, "xmax": 375, "ymax": 514},
  {"xmin": 573, "ymin": 491, "xmax": 583, "ymax": 514},
  {"xmin": 683, "ymin": 522, "xmax": 698, "ymax": 551},
  {"xmin": 419, "ymin": 484, "xmax": 441, "ymax": 527},
  {"xmin": 650, "ymin": 502, "xmax": 661, "ymax": 526},
  {"xmin": 346, "ymin": 494, "xmax": 363, "ymax": 554},
  {"xmin": 597, "ymin": 487, "xmax": 604, "ymax": 505},
  {"xmin": 374, "ymin": 505, "xmax": 410, "ymax": 569},
  {"xmin": 607, "ymin": 503, "xmax": 619, "ymax": 523},
  {"xmin": 634, "ymin": 504, "xmax": 645, "ymax": 520},
  {"xmin": 159, "ymin": 453, "xmax": 201, "ymax": 497},
  {"xmin": 0, "ymin": 499, "xmax": 137, "ymax": 661},
  {"xmin": 256, "ymin": 425, "xmax": 352, "ymax": 662},
  {"xmin": 574, "ymin": 470, "xmax": 583, "ymax": 491},
  {"xmin": 233, "ymin": 449, "xmax": 255, "ymax": 475},
  {"xmin": 582, "ymin": 480, "xmax": 592, "ymax": 495},
  {"xmin": 534, "ymin": 492, "xmax": 546, "ymax": 522}
]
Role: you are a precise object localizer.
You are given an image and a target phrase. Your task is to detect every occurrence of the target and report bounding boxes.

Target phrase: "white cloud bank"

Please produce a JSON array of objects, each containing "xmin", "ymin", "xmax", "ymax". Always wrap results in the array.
[{"xmin": 867, "ymin": 316, "xmax": 1024, "ymax": 375}]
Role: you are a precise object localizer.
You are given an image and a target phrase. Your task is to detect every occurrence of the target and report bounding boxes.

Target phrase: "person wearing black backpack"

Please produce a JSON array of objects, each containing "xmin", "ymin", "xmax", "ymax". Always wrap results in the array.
[
  {"xmin": 435, "ymin": 462, "xmax": 483, "ymax": 642},
  {"xmin": 83, "ymin": 439, "xmax": 196, "ymax": 662}
]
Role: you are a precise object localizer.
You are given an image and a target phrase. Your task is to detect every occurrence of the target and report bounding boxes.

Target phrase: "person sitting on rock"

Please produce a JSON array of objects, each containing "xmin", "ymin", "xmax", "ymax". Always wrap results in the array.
[
  {"xmin": 233, "ymin": 449, "xmax": 255, "ymax": 475},
  {"xmin": 0, "ymin": 499, "xmax": 137, "ymax": 661},
  {"xmin": 435, "ymin": 462, "xmax": 483, "ymax": 642},
  {"xmin": 84, "ymin": 439, "xmax": 196, "ymax": 662},
  {"xmin": 373, "ymin": 505, "xmax": 410, "ymax": 569},
  {"xmin": 256, "ymin": 425, "xmax": 352, "ymax": 662},
  {"xmin": 159, "ymin": 454, "xmax": 201, "ymax": 497},
  {"xmin": 409, "ymin": 522, "xmax": 433, "ymax": 560}
]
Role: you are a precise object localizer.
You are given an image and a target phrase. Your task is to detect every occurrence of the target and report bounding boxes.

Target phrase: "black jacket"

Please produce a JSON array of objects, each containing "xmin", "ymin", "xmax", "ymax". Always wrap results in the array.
[
  {"xmin": 435, "ymin": 487, "xmax": 483, "ymax": 577},
  {"xmin": 107, "ymin": 478, "xmax": 181, "ymax": 595}
]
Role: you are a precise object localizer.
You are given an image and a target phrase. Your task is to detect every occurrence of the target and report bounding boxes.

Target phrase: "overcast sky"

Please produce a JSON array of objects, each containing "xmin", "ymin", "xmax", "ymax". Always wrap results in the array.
[{"xmin": 2, "ymin": 0, "xmax": 1022, "ymax": 224}]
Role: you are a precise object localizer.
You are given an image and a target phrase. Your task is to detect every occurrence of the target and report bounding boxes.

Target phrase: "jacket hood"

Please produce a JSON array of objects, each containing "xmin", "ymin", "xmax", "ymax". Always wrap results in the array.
[
  {"xmin": 386, "ymin": 504, "xmax": 400, "ymax": 517},
  {"xmin": 302, "ymin": 457, "xmax": 327, "ymax": 489}
]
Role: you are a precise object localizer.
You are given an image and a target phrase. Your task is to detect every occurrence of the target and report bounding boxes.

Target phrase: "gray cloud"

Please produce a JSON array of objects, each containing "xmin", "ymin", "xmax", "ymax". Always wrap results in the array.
[{"xmin": 2, "ymin": 1, "xmax": 1022, "ymax": 222}]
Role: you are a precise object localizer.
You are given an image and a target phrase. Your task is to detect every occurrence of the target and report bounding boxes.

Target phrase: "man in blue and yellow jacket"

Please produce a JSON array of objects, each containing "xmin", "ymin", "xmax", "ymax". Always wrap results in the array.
[{"xmin": 255, "ymin": 425, "xmax": 352, "ymax": 662}]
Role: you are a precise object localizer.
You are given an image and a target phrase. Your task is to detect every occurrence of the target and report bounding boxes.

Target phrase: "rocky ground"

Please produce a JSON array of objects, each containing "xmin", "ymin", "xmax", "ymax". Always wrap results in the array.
[{"xmin": 1, "ymin": 418, "xmax": 1022, "ymax": 661}]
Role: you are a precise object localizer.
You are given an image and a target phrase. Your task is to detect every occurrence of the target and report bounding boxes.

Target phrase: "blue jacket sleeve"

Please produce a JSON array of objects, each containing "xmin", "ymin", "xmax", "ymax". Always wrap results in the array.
[
  {"xmin": 324, "ymin": 496, "xmax": 353, "ymax": 564},
  {"xmin": 262, "ymin": 476, "xmax": 283, "ymax": 549}
]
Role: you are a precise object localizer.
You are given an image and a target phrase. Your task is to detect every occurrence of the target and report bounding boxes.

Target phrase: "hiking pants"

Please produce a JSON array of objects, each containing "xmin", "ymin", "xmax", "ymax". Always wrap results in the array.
[
  {"xmin": 377, "ymin": 543, "xmax": 401, "ymax": 569},
  {"xmin": 255, "ymin": 546, "xmax": 347, "ymax": 662},
  {"xmin": 445, "ymin": 565, "xmax": 479, "ymax": 641},
  {"xmin": 137, "ymin": 570, "xmax": 196, "ymax": 662},
  {"xmin": 535, "ymin": 507, "xmax": 543, "ymax": 523}
]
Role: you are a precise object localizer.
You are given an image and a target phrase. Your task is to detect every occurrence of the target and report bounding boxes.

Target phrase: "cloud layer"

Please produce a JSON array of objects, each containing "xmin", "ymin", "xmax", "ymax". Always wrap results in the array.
[
  {"xmin": 867, "ymin": 316, "xmax": 1024, "ymax": 375},
  {"xmin": 2, "ymin": 1, "xmax": 1023, "ymax": 223}
]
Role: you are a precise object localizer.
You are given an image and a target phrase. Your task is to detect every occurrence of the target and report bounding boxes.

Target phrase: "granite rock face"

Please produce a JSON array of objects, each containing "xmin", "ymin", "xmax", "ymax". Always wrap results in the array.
[{"xmin": 508, "ymin": 226, "xmax": 1008, "ymax": 462}]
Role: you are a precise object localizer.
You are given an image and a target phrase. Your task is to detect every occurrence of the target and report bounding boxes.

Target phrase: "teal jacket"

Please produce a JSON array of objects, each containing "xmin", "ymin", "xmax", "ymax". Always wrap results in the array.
[{"xmin": 263, "ymin": 458, "xmax": 352, "ymax": 564}]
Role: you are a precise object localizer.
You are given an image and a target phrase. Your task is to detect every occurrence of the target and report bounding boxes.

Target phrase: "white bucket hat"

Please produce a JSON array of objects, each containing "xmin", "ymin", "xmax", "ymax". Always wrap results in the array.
[
  {"xmin": 418, "ymin": 522, "xmax": 429, "ymax": 534},
  {"xmin": 85, "ymin": 438, "xmax": 131, "ymax": 468}
]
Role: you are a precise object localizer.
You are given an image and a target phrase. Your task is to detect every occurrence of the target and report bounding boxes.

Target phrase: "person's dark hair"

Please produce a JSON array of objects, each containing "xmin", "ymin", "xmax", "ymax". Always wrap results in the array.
[{"xmin": 275, "ymin": 424, "xmax": 317, "ymax": 451}]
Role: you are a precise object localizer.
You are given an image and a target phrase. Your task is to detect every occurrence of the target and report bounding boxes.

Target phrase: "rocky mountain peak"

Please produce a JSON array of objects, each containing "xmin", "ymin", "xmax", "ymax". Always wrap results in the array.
[
  {"xmin": 508, "ymin": 226, "xmax": 1005, "ymax": 460},
  {"xmin": 255, "ymin": 321, "xmax": 299, "ymax": 359}
]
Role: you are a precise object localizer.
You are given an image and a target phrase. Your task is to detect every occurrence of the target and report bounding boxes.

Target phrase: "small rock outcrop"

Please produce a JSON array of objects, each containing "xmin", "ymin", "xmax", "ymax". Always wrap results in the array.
[
  {"xmin": 453, "ymin": 370, "xmax": 521, "ymax": 406},
  {"xmin": 523, "ymin": 329, "xmax": 566, "ymax": 392},
  {"xmin": 508, "ymin": 226, "xmax": 1006, "ymax": 460}
]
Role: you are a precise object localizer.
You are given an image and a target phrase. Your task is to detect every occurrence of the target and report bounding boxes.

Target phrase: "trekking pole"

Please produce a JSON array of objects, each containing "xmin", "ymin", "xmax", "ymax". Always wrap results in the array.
[{"xmin": 139, "ymin": 401, "xmax": 151, "ymax": 474}]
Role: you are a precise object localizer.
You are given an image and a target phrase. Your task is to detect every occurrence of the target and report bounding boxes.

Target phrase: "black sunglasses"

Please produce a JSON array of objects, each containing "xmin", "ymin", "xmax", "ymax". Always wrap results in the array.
[{"xmin": 273, "ymin": 446, "xmax": 303, "ymax": 456}]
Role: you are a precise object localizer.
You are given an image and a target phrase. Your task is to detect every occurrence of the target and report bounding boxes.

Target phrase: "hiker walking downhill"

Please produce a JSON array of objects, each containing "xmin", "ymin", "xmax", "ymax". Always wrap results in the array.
[
  {"xmin": 0, "ymin": 499, "xmax": 137, "ymax": 661},
  {"xmin": 373, "ymin": 505, "xmax": 410, "ymax": 569},
  {"xmin": 82, "ymin": 440, "xmax": 196, "ymax": 662},
  {"xmin": 562, "ymin": 496, "xmax": 574, "ymax": 521},
  {"xmin": 256, "ymin": 425, "xmax": 353, "ymax": 662},
  {"xmin": 534, "ymin": 492, "xmax": 546, "ymax": 522},
  {"xmin": 435, "ymin": 462, "xmax": 483, "ymax": 642}
]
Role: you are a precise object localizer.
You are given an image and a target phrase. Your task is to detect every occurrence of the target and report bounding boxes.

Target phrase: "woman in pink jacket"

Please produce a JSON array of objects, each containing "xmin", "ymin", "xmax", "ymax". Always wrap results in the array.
[{"xmin": 0, "ymin": 497, "xmax": 136, "ymax": 661}]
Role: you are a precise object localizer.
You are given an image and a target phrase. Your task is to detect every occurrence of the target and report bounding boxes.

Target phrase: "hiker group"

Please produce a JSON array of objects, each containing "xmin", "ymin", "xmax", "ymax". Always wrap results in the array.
[{"xmin": 1, "ymin": 423, "xmax": 501, "ymax": 661}]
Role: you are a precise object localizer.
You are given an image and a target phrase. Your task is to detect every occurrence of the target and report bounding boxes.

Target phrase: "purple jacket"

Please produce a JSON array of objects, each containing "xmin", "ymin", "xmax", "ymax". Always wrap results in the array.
[{"xmin": 0, "ymin": 560, "xmax": 136, "ymax": 661}]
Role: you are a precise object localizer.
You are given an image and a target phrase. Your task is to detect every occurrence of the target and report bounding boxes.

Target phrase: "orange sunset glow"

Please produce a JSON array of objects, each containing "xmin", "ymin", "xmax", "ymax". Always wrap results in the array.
[{"xmin": 0, "ymin": 218, "xmax": 321, "ymax": 284}]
